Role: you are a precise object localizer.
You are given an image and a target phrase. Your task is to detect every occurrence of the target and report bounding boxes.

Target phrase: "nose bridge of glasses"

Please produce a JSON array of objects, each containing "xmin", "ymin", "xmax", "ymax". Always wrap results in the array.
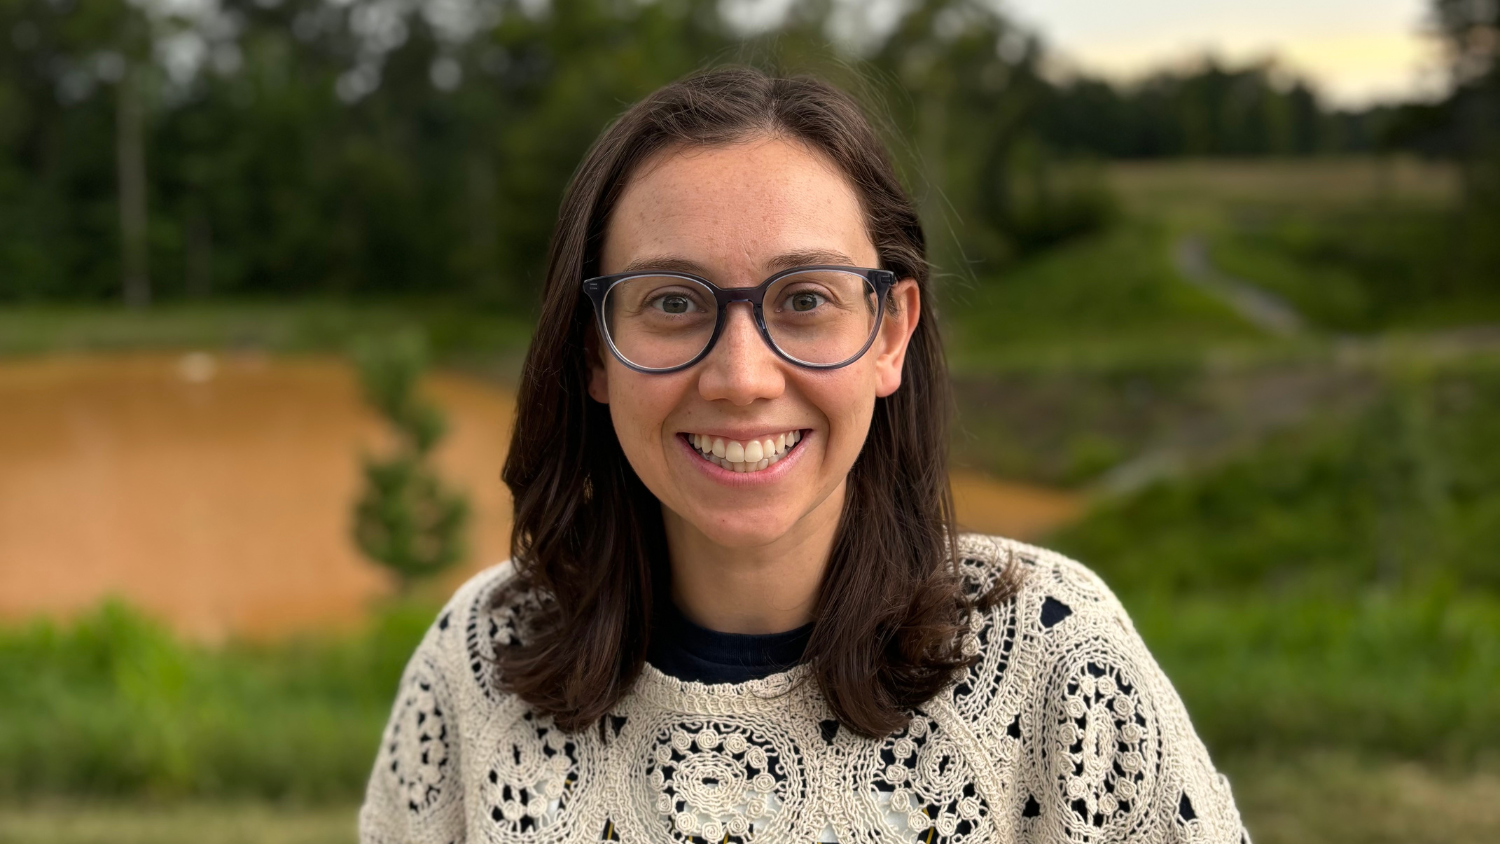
[
  {"xmin": 717, "ymin": 285, "xmax": 763, "ymax": 307},
  {"xmin": 718, "ymin": 298, "xmax": 761, "ymax": 332},
  {"xmin": 706, "ymin": 298, "xmax": 774, "ymax": 362}
]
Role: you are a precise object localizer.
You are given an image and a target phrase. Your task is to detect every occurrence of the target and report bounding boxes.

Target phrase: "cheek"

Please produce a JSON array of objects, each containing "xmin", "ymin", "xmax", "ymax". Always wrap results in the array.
[
  {"xmin": 806, "ymin": 368, "xmax": 879, "ymax": 446},
  {"xmin": 605, "ymin": 370, "xmax": 681, "ymax": 455}
]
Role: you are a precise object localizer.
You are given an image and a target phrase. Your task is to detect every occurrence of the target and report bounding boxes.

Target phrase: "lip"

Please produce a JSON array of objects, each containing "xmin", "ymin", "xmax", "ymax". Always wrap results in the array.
[
  {"xmin": 676, "ymin": 429, "xmax": 811, "ymax": 485},
  {"xmin": 682, "ymin": 428, "xmax": 805, "ymax": 443}
]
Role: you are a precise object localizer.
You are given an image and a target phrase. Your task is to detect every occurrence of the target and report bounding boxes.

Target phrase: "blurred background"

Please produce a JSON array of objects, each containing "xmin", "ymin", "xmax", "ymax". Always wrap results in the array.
[{"xmin": 2, "ymin": 0, "xmax": 1498, "ymax": 841}]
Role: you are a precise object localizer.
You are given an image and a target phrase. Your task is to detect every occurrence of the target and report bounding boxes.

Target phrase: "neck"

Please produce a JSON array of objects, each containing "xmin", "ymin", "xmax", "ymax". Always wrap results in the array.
[{"xmin": 662, "ymin": 481, "xmax": 845, "ymax": 635}]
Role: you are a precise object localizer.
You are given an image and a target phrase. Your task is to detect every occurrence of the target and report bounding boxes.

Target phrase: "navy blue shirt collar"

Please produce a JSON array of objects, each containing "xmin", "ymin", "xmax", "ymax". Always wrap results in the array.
[{"xmin": 646, "ymin": 599, "xmax": 813, "ymax": 685}]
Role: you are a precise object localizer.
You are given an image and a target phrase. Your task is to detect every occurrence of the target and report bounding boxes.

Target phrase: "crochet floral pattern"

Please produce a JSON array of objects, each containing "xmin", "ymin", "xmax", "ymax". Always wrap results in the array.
[{"xmin": 360, "ymin": 535, "xmax": 1248, "ymax": 844}]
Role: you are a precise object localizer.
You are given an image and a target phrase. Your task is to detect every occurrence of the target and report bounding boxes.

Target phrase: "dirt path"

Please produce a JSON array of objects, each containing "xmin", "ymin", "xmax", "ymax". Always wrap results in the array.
[
  {"xmin": 1172, "ymin": 234, "xmax": 1306, "ymax": 337},
  {"xmin": 951, "ymin": 469, "xmax": 1082, "ymax": 539},
  {"xmin": 0, "ymin": 353, "xmax": 1081, "ymax": 641}
]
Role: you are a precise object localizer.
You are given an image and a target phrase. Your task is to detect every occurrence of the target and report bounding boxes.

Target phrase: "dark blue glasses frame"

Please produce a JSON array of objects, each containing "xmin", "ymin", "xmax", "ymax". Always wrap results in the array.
[{"xmin": 582, "ymin": 265, "xmax": 897, "ymax": 373}]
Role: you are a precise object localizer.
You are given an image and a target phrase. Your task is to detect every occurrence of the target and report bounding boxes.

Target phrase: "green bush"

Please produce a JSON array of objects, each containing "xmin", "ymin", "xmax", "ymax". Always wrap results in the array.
[
  {"xmin": 0, "ymin": 600, "xmax": 435, "ymax": 801},
  {"xmin": 1133, "ymin": 589, "xmax": 1500, "ymax": 764}
]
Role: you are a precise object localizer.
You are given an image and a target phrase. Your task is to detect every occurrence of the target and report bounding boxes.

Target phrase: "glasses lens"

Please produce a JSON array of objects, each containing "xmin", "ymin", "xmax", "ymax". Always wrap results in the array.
[
  {"xmin": 763, "ymin": 270, "xmax": 880, "ymax": 366},
  {"xmin": 603, "ymin": 275, "xmax": 717, "ymax": 369}
]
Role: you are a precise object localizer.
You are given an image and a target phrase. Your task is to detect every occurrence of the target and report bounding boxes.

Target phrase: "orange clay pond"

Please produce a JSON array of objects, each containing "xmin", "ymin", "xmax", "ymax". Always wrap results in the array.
[{"xmin": 0, "ymin": 352, "xmax": 1082, "ymax": 641}]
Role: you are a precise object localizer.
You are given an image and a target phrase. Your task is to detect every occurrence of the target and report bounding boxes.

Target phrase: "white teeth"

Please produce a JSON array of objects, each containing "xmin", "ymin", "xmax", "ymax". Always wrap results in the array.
[{"xmin": 686, "ymin": 430, "xmax": 804, "ymax": 473}]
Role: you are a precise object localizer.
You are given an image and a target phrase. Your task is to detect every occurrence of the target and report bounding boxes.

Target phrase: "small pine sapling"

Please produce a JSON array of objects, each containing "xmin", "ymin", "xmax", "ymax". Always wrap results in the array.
[{"xmin": 350, "ymin": 331, "xmax": 469, "ymax": 593}]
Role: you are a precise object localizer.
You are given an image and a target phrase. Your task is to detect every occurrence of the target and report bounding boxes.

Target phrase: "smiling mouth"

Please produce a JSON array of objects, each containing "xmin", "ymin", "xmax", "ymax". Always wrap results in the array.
[{"xmin": 681, "ymin": 430, "xmax": 804, "ymax": 473}]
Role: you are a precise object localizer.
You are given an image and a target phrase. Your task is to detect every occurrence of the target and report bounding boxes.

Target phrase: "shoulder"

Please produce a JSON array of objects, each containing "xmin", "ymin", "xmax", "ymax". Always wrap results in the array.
[
  {"xmin": 956, "ymin": 531, "xmax": 1126, "ymax": 614},
  {"xmin": 412, "ymin": 559, "xmax": 551, "ymax": 702},
  {"xmin": 946, "ymin": 532, "xmax": 1142, "ymax": 728},
  {"xmin": 951, "ymin": 534, "xmax": 1248, "ymax": 842},
  {"xmin": 372, "ymin": 559, "xmax": 541, "ymax": 760},
  {"xmin": 954, "ymin": 531, "xmax": 1161, "ymax": 673},
  {"xmin": 360, "ymin": 561, "xmax": 539, "ymax": 838}
]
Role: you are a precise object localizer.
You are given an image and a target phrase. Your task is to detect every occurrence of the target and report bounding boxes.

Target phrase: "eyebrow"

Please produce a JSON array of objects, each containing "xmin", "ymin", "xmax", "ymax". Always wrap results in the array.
[{"xmin": 617, "ymin": 249, "xmax": 860, "ymax": 278}]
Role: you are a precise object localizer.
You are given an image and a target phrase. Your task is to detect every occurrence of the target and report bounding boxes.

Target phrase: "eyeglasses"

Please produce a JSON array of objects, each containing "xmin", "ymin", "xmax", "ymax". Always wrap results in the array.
[{"xmin": 582, "ymin": 265, "xmax": 896, "ymax": 373}]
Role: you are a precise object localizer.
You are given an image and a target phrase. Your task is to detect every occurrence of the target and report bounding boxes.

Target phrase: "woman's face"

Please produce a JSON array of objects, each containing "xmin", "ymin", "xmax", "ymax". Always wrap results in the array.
[{"xmin": 589, "ymin": 136, "xmax": 920, "ymax": 551}]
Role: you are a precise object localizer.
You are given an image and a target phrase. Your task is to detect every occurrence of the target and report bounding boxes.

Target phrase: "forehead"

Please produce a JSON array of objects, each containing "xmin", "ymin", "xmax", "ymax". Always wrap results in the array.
[{"xmin": 601, "ymin": 136, "xmax": 875, "ymax": 277}]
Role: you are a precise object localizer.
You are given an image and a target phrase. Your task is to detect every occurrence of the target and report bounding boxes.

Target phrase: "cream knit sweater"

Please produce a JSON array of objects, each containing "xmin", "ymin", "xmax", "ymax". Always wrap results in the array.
[{"xmin": 359, "ymin": 534, "xmax": 1248, "ymax": 843}]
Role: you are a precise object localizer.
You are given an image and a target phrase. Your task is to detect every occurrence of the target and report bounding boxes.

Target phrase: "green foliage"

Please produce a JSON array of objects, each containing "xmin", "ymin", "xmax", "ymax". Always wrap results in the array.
[
  {"xmin": 0, "ymin": 599, "xmax": 435, "ymax": 800},
  {"xmin": 993, "ymin": 143, "xmax": 1118, "ymax": 255},
  {"xmin": 0, "ymin": 299, "xmax": 534, "ymax": 359},
  {"xmin": 353, "ymin": 332, "xmax": 446, "ymax": 455},
  {"xmin": 945, "ymin": 221, "xmax": 1256, "ymax": 371},
  {"xmin": 1133, "ymin": 589, "xmax": 1500, "ymax": 763},
  {"xmin": 351, "ymin": 332, "xmax": 468, "ymax": 592},
  {"xmin": 1212, "ymin": 204, "xmax": 1500, "ymax": 330},
  {"xmin": 1209, "ymin": 230, "xmax": 1372, "ymax": 329},
  {"xmin": 1, "ymin": 0, "xmax": 1403, "ymax": 308},
  {"xmin": 1033, "ymin": 358, "xmax": 1500, "ymax": 767},
  {"xmin": 1038, "ymin": 61, "xmax": 1357, "ymax": 158},
  {"xmin": 1053, "ymin": 363, "xmax": 1500, "ymax": 595}
]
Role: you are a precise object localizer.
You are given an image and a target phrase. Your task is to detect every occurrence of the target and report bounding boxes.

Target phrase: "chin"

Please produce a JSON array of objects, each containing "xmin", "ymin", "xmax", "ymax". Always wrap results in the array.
[{"xmin": 686, "ymin": 513, "xmax": 803, "ymax": 550}]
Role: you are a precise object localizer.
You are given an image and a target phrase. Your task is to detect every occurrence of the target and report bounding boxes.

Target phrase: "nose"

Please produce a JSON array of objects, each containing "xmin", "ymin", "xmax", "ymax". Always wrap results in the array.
[{"xmin": 696, "ymin": 303, "xmax": 785, "ymax": 406}]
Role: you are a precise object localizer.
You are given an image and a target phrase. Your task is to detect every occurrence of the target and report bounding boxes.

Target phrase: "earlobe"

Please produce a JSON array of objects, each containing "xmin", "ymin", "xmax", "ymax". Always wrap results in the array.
[
  {"xmin": 586, "ymin": 328, "xmax": 611, "ymax": 404},
  {"xmin": 874, "ymin": 279, "xmax": 921, "ymax": 398},
  {"xmin": 588, "ymin": 363, "xmax": 610, "ymax": 404}
]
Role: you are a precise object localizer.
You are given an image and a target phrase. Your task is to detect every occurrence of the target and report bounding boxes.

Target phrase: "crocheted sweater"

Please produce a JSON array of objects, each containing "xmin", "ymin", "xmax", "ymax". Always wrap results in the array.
[{"xmin": 359, "ymin": 534, "xmax": 1249, "ymax": 844}]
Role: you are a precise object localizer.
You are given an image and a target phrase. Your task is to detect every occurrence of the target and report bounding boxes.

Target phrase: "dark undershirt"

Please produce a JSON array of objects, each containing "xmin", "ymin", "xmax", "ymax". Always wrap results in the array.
[{"xmin": 645, "ymin": 600, "xmax": 813, "ymax": 685}]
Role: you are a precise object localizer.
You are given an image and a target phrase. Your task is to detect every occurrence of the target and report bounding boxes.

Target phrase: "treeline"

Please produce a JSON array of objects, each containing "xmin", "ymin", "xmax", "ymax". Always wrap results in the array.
[
  {"xmin": 1041, "ymin": 65, "xmax": 1388, "ymax": 158},
  {"xmin": 0, "ymin": 0, "xmax": 1489, "ymax": 305}
]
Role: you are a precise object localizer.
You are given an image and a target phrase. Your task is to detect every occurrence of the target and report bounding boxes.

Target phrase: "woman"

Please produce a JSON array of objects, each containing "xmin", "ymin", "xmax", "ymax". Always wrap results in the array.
[{"xmin": 360, "ymin": 67, "xmax": 1247, "ymax": 844}]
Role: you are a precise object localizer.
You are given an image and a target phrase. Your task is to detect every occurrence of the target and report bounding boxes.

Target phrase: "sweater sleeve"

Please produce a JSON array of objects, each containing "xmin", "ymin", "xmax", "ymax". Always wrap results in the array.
[
  {"xmin": 359, "ymin": 609, "xmax": 468, "ymax": 844},
  {"xmin": 1015, "ymin": 554, "xmax": 1249, "ymax": 843}
]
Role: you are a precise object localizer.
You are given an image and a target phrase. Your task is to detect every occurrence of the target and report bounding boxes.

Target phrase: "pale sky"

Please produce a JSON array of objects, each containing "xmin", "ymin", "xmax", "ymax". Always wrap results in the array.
[{"xmin": 1000, "ymin": 0, "xmax": 1449, "ymax": 107}]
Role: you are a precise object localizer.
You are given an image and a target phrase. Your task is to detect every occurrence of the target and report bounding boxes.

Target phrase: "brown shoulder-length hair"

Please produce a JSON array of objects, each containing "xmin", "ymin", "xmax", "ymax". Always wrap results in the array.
[{"xmin": 497, "ymin": 65, "xmax": 1018, "ymax": 738}]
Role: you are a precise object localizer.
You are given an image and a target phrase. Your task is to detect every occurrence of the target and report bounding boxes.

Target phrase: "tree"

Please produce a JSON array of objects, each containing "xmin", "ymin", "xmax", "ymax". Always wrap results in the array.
[
  {"xmin": 351, "ymin": 331, "xmax": 469, "ymax": 594},
  {"xmin": 1431, "ymin": 0, "xmax": 1500, "ymax": 287}
]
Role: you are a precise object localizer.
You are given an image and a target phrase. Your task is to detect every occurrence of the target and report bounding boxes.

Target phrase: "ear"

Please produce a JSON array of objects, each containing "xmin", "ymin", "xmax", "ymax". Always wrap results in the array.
[
  {"xmin": 586, "ymin": 325, "xmax": 611, "ymax": 404},
  {"xmin": 873, "ymin": 279, "xmax": 921, "ymax": 398}
]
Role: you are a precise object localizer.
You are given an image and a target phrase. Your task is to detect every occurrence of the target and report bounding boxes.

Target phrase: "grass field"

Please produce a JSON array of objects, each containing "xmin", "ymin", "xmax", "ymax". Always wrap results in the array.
[
  {"xmin": 1105, "ymin": 156, "xmax": 1500, "ymax": 332},
  {"xmin": 0, "ymin": 300, "xmax": 534, "ymax": 371},
  {"xmin": 0, "ymin": 802, "xmax": 360, "ymax": 844},
  {"xmin": 942, "ymin": 218, "xmax": 1259, "ymax": 371},
  {"xmin": 2, "ymin": 756, "xmax": 1497, "ymax": 844}
]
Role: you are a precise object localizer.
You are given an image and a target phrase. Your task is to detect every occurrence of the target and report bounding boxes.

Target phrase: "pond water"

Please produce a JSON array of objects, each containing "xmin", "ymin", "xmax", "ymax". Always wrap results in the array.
[
  {"xmin": 0, "ymin": 352, "xmax": 1079, "ymax": 640},
  {"xmin": 0, "ymin": 353, "xmax": 515, "ymax": 641}
]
